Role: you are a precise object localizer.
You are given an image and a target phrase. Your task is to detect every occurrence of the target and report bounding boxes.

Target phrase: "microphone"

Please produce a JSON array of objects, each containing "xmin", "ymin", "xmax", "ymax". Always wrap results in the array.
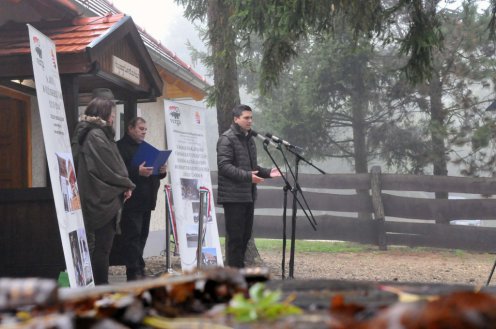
[
  {"xmin": 251, "ymin": 130, "xmax": 278, "ymax": 147},
  {"xmin": 265, "ymin": 133, "xmax": 303, "ymax": 152}
]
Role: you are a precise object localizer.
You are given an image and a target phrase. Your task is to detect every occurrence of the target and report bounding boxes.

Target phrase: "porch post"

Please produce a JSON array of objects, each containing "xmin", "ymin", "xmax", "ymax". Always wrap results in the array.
[
  {"xmin": 123, "ymin": 96, "xmax": 138, "ymax": 128},
  {"xmin": 61, "ymin": 75, "xmax": 79, "ymax": 139}
]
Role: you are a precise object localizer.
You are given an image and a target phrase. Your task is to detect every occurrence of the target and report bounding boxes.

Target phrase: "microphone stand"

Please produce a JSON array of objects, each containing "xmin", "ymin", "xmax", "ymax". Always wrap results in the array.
[
  {"xmin": 286, "ymin": 147, "xmax": 326, "ymax": 278},
  {"xmin": 260, "ymin": 140, "xmax": 291, "ymax": 278},
  {"xmin": 260, "ymin": 140, "xmax": 318, "ymax": 279}
]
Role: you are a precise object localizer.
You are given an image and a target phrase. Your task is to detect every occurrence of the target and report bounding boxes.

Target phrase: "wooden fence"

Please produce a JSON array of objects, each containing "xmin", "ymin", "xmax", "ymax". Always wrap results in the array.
[{"xmin": 211, "ymin": 166, "xmax": 496, "ymax": 253}]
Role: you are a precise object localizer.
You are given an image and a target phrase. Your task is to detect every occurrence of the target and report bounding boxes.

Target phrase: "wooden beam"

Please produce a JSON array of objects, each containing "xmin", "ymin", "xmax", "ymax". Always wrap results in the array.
[
  {"xmin": 60, "ymin": 75, "xmax": 79, "ymax": 139},
  {"xmin": 123, "ymin": 96, "xmax": 137, "ymax": 128},
  {"xmin": 0, "ymin": 84, "xmax": 33, "ymax": 100},
  {"xmin": 159, "ymin": 69, "xmax": 206, "ymax": 101}
]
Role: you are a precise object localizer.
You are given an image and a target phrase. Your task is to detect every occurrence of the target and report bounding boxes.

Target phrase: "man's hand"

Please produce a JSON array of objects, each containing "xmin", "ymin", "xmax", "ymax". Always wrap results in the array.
[
  {"xmin": 159, "ymin": 164, "xmax": 167, "ymax": 175},
  {"xmin": 270, "ymin": 168, "xmax": 282, "ymax": 178},
  {"xmin": 139, "ymin": 161, "xmax": 153, "ymax": 177},
  {"xmin": 123, "ymin": 189, "xmax": 132, "ymax": 202},
  {"xmin": 251, "ymin": 170, "xmax": 264, "ymax": 184}
]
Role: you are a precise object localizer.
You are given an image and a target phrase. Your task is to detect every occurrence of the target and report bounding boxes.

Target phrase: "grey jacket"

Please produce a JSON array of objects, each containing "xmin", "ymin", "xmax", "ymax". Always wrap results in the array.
[
  {"xmin": 71, "ymin": 116, "xmax": 135, "ymax": 231},
  {"xmin": 216, "ymin": 123, "xmax": 271, "ymax": 204}
]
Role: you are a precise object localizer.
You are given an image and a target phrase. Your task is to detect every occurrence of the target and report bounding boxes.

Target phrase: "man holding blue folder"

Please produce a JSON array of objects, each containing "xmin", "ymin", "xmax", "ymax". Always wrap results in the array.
[{"xmin": 116, "ymin": 117, "xmax": 168, "ymax": 281}]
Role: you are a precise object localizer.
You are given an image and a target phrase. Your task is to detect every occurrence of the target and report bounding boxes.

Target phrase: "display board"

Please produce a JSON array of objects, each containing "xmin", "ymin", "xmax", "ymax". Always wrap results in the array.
[
  {"xmin": 28, "ymin": 25, "xmax": 93, "ymax": 287},
  {"xmin": 164, "ymin": 100, "xmax": 223, "ymax": 270}
]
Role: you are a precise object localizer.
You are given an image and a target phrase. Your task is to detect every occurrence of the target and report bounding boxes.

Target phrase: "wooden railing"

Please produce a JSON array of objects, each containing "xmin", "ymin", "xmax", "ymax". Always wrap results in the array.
[
  {"xmin": 0, "ymin": 188, "xmax": 65, "ymax": 278},
  {"xmin": 211, "ymin": 166, "xmax": 496, "ymax": 252}
]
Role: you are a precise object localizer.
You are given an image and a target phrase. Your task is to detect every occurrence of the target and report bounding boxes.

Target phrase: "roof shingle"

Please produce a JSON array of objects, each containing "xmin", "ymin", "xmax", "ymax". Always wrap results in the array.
[{"xmin": 0, "ymin": 14, "xmax": 125, "ymax": 56}]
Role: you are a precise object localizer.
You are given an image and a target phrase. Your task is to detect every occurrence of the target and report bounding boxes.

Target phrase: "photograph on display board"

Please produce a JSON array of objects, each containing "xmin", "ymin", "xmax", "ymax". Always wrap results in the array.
[
  {"xmin": 191, "ymin": 201, "xmax": 212, "ymax": 223},
  {"xmin": 56, "ymin": 152, "xmax": 81, "ymax": 212},
  {"xmin": 186, "ymin": 224, "xmax": 203, "ymax": 248},
  {"xmin": 201, "ymin": 247, "xmax": 218, "ymax": 267},
  {"xmin": 180, "ymin": 178, "xmax": 199, "ymax": 200},
  {"xmin": 69, "ymin": 230, "xmax": 85, "ymax": 286},
  {"xmin": 78, "ymin": 228, "xmax": 93, "ymax": 285}
]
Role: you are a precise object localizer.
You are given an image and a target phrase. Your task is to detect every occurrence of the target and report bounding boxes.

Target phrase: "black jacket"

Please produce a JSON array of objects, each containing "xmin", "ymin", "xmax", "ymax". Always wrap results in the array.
[
  {"xmin": 117, "ymin": 133, "xmax": 167, "ymax": 212},
  {"xmin": 216, "ymin": 123, "xmax": 271, "ymax": 204}
]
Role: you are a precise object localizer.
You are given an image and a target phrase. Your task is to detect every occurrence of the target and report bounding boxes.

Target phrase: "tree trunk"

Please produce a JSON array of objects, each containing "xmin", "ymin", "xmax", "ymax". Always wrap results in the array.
[
  {"xmin": 207, "ymin": 0, "xmax": 261, "ymax": 259},
  {"xmin": 351, "ymin": 58, "xmax": 370, "ymax": 220},
  {"xmin": 207, "ymin": 0, "xmax": 240, "ymax": 134},
  {"xmin": 244, "ymin": 237, "xmax": 264, "ymax": 266},
  {"xmin": 429, "ymin": 72, "xmax": 449, "ymax": 223}
]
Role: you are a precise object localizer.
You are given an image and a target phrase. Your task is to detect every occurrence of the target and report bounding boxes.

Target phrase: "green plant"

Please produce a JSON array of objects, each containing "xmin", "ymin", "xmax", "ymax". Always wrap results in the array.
[
  {"xmin": 222, "ymin": 238, "xmax": 370, "ymax": 253},
  {"xmin": 226, "ymin": 283, "xmax": 302, "ymax": 323}
]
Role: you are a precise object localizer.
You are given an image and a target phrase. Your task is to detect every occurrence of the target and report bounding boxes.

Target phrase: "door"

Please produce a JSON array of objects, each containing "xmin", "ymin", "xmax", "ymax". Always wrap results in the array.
[{"xmin": 0, "ymin": 97, "xmax": 28, "ymax": 188}]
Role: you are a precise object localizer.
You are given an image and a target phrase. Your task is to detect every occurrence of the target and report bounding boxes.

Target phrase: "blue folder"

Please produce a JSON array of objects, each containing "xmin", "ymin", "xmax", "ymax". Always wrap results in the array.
[{"xmin": 131, "ymin": 142, "xmax": 172, "ymax": 175}]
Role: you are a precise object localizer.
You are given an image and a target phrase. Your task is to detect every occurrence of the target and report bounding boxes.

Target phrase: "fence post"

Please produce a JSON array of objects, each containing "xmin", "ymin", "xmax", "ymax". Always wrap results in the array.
[{"xmin": 370, "ymin": 166, "xmax": 387, "ymax": 250}]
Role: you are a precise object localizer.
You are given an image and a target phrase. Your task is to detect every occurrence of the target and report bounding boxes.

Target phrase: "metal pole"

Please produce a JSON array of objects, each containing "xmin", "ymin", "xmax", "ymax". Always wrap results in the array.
[
  {"xmin": 164, "ymin": 185, "xmax": 174, "ymax": 273},
  {"xmin": 281, "ymin": 186, "xmax": 289, "ymax": 279},
  {"xmin": 486, "ymin": 258, "xmax": 496, "ymax": 286},
  {"xmin": 288, "ymin": 157, "xmax": 300, "ymax": 279},
  {"xmin": 196, "ymin": 189, "xmax": 207, "ymax": 269}
]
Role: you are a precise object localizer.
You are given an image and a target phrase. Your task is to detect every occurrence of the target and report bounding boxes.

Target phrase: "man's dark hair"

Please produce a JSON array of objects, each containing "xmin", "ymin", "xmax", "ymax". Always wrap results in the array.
[
  {"xmin": 232, "ymin": 104, "xmax": 252, "ymax": 118},
  {"xmin": 128, "ymin": 117, "xmax": 146, "ymax": 129},
  {"xmin": 84, "ymin": 97, "xmax": 115, "ymax": 122}
]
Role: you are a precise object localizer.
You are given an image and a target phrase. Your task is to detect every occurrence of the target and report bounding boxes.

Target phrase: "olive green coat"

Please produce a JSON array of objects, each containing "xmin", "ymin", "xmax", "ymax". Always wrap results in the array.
[{"xmin": 72, "ymin": 116, "xmax": 135, "ymax": 231}]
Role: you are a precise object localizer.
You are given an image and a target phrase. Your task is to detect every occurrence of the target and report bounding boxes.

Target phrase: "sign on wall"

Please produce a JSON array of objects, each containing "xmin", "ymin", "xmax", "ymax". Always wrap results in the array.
[
  {"xmin": 112, "ymin": 56, "xmax": 140, "ymax": 85},
  {"xmin": 28, "ymin": 25, "xmax": 93, "ymax": 287},
  {"xmin": 164, "ymin": 100, "xmax": 223, "ymax": 271}
]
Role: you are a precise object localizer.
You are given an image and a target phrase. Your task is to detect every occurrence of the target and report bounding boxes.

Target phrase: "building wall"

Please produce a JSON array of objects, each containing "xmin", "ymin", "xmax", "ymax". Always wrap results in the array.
[{"xmin": 135, "ymin": 100, "xmax": 168, "ymax": 233}]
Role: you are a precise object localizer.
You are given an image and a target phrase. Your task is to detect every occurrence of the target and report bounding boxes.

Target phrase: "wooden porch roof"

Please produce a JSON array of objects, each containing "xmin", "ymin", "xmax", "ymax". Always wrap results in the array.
[
  {"xmin": 0, "ymin": 0, "xmax": 208, "ymax": 102},
  {"xmin": 0, "ymin": 13, "xmax": 163, "ymax": 101},
  {"xmin": 0, "ymin": 14, "xmax": 125, "ymax": 56}
]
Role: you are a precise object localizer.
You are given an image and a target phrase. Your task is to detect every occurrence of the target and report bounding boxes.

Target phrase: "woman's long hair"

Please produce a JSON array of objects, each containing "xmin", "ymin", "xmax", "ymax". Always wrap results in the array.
[{"xmin": 84, "ymin": 97, "xmax": 114, "ymax": 122}]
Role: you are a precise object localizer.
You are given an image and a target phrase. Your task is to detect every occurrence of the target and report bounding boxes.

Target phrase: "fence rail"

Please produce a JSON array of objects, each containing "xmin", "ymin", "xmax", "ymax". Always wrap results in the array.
[{"xmin": 210, "ymin": 167, "xmax": 496, "ymax": 252}]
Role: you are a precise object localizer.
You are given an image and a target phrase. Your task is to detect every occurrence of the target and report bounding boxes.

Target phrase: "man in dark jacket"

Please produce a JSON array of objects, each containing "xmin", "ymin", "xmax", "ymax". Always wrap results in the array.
[
  {"xmin": 217, "ymin": 104, "xmax": 281, "ymax": 268},
  {"xmin": 116, "ymin": 117, "xmax": 167, "ymax": 281}
]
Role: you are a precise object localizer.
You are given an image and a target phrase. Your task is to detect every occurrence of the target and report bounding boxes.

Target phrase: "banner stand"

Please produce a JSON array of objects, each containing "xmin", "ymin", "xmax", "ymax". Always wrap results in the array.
[
  {"xmin": 196, "ymin": 188, "xmax": 209, "ymax": 269},
  {"xmin": 28, "ymin": 24, "xmax": 93, "ymax": 287},
  {"xmin": 163, "ymin": 185, "xmax": 178, "ymax": 274},
  {"xmin": 164, "ymin": 101, "xmax": 223, "ymax": 270}
]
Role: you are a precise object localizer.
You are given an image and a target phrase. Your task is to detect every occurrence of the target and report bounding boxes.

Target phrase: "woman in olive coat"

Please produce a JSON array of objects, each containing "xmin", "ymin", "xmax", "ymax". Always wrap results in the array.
[{"xmin": 72, "ymin": 97, "xmax": 135, "ymax": 285}]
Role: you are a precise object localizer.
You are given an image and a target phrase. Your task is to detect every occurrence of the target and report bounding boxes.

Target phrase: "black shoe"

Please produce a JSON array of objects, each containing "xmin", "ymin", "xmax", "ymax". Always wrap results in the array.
[
  {"xmin": 126, "ymin": 268, "xmax": 141, "ymax": 281},
  {"xmin": 127, "ymin": 274, "xmax": 145, "ymax": 281}
]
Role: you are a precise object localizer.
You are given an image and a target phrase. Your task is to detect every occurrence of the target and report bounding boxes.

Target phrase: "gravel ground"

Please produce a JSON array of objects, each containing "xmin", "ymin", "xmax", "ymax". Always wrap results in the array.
[{"xmin": 110, "ymin": 247, "xmax": 496, "ymax": 286}]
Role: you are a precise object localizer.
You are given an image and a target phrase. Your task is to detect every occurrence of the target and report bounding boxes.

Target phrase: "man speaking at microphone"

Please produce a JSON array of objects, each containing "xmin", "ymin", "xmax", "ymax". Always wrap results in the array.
[{"xmin": 217, "ymin": 104, "xmax": 281, "ymax": 268}]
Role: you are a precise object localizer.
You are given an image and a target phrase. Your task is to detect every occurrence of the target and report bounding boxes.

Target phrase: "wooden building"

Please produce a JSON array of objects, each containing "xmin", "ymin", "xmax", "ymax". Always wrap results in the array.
[{"xmin": 0, "ymin": 0, "xmax": 208, "ymax": 278}]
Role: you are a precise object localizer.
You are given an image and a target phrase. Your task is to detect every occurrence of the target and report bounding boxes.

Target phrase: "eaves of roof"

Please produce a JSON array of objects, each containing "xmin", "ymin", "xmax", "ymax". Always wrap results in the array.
[
  {"xmin": 70, "ymin": 0, "xmax": 210, "ymax": 93},
  {"xmin": 0, "ymin": 0, "xmax": 81, "ymax": 25},
  {"xmin": 0, "ymin": 14, "xmax": 125, "ymax": 57},
  {"xmin": 0, "ymin": 13, "xmax": 163, "ymax": 98}
]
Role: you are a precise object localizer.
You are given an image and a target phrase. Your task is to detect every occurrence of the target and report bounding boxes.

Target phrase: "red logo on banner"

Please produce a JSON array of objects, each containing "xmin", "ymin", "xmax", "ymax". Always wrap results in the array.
[{"xmin": 51, "ymin": 49, "xmax": 57, "ymax": 69}]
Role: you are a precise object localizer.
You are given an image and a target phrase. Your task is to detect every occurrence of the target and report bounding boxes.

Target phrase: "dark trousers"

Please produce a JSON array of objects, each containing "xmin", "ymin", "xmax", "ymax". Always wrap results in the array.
[
  {"xmin": 120, "ymin": 210, "xmax": 151, "ymax": 280},
  {"xmin": 87, "ymin": 217, "xmax": 116, "ymax": 285},
  {"xmin": 223, "ymin": 202, "xmax": 255, "ymax": 268}
]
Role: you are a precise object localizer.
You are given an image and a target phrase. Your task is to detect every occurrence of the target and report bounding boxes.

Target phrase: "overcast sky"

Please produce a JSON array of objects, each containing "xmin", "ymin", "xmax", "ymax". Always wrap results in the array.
[{"xmin": 111, "ymin": 0, "xmax": 209, "ymax": 79}]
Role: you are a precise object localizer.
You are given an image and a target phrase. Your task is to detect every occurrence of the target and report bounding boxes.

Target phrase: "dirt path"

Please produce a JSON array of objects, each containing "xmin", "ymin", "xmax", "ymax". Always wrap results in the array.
[
  {"xmin": 134, "ymin": 248, "xmax": 496, "ymax": 286},
  {"xmin": 259, "ymin": 249, "xmax": 495, "ymax": 285}
]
